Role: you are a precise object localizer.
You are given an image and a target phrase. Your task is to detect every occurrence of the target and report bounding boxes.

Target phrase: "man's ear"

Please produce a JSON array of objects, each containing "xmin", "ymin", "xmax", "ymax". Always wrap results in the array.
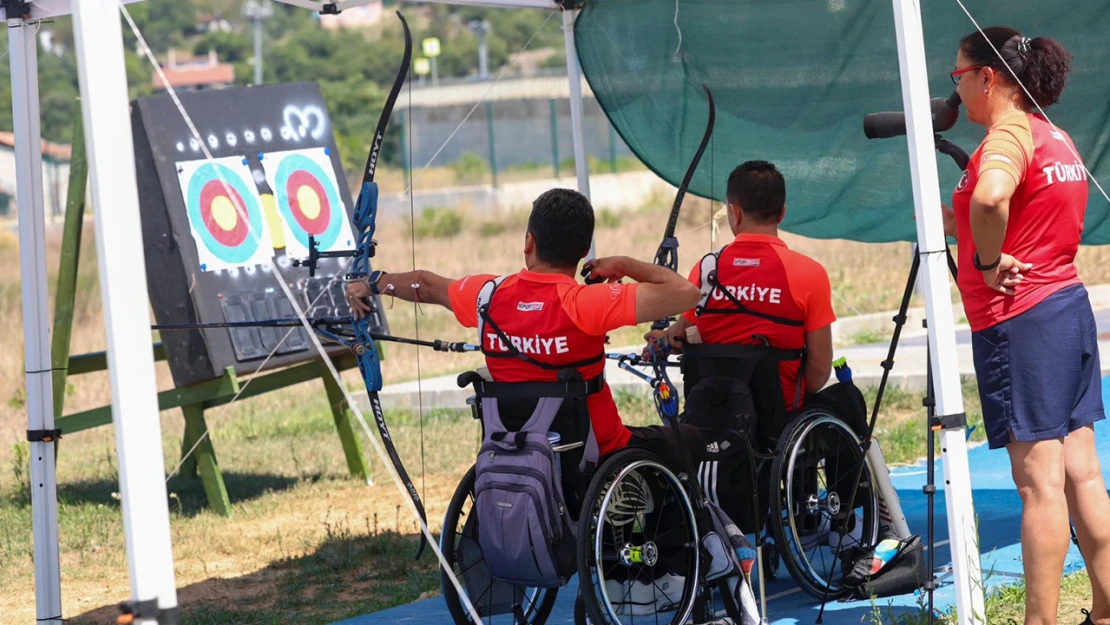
[
  {"xmin": 777, "ymin": 205, "xmax": 787, "ymax": 225},
  {"xmin": 524, "ymin": 231, "xmax": 535, "ymax": 254}
]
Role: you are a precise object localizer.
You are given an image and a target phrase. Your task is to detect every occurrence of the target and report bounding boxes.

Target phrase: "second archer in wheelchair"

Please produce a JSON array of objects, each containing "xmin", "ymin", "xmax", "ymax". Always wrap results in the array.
[{"xmin": 646, "ymin": 160, "xmax": 870, "ymax": 536}]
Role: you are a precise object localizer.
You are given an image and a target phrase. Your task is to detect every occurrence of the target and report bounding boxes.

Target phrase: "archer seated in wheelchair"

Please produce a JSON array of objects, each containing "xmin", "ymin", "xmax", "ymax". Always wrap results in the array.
[{"xmin": 644, "ymin": 160, "xmax": 878, "ymax": 597}]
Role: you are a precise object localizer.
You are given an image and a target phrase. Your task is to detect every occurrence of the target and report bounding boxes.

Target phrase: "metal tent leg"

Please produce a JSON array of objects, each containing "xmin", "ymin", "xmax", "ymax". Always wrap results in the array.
[
  {"xmin": 562, "ymin": 8, "xmax": 595, "ymax": 260},
  {"xmin": 10, "ymin": 12, "xmax": 64, "ymax": 625}
]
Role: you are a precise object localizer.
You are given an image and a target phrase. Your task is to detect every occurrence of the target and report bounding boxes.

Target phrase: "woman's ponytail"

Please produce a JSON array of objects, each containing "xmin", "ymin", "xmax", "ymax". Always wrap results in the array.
[{"xmin": 1020, "ymin": 36, "xmax": 1072, "ymax": 107}]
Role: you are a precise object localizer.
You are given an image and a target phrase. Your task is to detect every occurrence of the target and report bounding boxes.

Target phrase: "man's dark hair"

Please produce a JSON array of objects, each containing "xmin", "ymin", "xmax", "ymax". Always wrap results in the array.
[
  {"xmin": 726, "ymin": 160, "xmax": 786, "ymax": 224},
  {"xmin": 527, "ymin": 188, "xmax": 594, "ymax": 268}
]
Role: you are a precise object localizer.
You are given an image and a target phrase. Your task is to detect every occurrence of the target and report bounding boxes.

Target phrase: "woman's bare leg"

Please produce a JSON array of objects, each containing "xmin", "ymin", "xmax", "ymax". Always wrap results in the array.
[
  {"xmin": 1064, "ymin": 425, "xmax": 1110, "ymax": 624},
  {"xmin": 1008, "ymin": 436, "xmax": 1069, "ymax": 625}
]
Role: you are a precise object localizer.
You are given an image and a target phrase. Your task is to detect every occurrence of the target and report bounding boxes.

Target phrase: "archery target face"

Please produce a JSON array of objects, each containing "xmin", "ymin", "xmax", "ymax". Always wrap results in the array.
[
  {"xmin": 176, "ymin": 157, "xmax": 274, "ymax": 272},
  {"xmin": 260, "ymin": 147, "xmax": 355, "ymax": 259}
]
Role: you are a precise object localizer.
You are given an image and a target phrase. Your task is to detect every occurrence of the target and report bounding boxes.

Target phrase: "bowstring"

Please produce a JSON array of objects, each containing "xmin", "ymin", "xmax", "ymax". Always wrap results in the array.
[
  {"xmin": 406, "ymin": 55, "xmax": 428, "ymax": 517},
  {"xmin": 951, "ymin": 0, "xmax": 1110, "ymax": 208}
]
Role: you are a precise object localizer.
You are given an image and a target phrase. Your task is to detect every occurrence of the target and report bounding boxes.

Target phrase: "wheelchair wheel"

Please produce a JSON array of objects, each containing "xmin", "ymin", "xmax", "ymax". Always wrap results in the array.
[
  {"xmin": 770, "ymin": 409, "xmax": 879, "ymax": 600},
  {"xmin": 576, "ymin": 448, "xmax": 700, "ymax": 625},
  {"xmin": 440, "ymin": 465, "xmax": 558, "ymax": 625}
]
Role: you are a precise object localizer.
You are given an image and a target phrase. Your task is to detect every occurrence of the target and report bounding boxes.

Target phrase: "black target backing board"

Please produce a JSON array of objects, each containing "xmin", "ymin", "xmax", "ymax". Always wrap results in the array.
[{"xmin": 132, "ymin": 82, "xmax": 389, "ymax": 388}]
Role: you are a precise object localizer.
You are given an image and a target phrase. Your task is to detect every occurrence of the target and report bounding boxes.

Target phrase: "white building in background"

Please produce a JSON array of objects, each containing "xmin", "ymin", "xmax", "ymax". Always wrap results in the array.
[
  {"xmin": 319, "ymin": 0, "xmax": 383, "ymax": 30},
  {"xmin": 0, "ymin": 132, "xmax": 72, "ymax": 225}
]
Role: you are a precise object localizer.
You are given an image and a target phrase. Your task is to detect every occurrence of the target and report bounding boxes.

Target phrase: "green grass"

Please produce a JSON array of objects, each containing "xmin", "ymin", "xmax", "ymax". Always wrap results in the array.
[
  {"xmin": 847, "ymin": 327, "xmax": 891, "ymax": 347},
  {"xmin": 863, "ymin": 568, "xmax": 1093, "ymax": 624}
]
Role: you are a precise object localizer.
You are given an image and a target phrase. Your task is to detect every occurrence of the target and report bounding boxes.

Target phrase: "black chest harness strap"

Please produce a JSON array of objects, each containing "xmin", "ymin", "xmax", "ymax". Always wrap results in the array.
[
  {"xmin": 694, "ymin": 250, "xmax": 806, "ymax": 328},
  {"xmin": 476, "ymin": 275, "xmax": 606, "ymax": 371}
]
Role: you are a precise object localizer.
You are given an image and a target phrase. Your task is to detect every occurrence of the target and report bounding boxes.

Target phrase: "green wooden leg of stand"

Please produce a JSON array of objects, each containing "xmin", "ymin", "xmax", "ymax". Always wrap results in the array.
[
  {"xmin": 320, "ymin": 362, "xmax": 371, "ymax": 484},
  {"xmin": 179, "ymin": 421, "xmax": 199, "ymax": 479},
  {"xmin": 181, "ymin": 404, "xmax": 231, "ymax": 515}
]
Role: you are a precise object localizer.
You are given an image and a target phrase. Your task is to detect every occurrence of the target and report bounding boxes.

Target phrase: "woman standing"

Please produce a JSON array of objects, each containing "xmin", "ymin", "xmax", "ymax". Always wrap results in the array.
[{"xmin": 946, "ymin": 26, "xmax": 1110, "ymax": 625}]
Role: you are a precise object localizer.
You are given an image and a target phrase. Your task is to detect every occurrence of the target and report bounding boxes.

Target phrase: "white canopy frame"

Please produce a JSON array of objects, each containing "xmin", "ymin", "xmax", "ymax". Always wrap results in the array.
[{"xmin": 8, "ymin": 0, "xmax": 984, "ymax": 623}]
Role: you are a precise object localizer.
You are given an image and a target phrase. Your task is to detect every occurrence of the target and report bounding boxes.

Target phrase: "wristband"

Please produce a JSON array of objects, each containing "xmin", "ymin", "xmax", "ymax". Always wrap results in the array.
[
  {"xmin": 367, "ymin": 270, "xmax": 386, "ymax": 295},
  {"xmin": 973, "ymin": 252, "xmax": 1000, "ymax": 272}
]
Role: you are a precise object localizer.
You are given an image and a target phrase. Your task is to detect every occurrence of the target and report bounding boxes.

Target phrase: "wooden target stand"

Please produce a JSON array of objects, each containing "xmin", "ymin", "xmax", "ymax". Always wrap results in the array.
[{"xmin": 48, "ymin": 112, "xmax": 371, "ymax": 516}]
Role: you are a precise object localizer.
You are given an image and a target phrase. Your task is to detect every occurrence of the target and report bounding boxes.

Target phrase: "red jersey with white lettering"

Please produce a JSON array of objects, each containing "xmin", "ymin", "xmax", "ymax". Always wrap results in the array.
[
  {"xmin": 683, "ymin": 233, "xmax": 836, "ymax": 408},
  {"xmin": 952, "ymin": 111, "xmax": 1088, "ymax": 332},
  {"xmin": 450, "ymin": 270, "xmax": 638, "ymax": 454}
]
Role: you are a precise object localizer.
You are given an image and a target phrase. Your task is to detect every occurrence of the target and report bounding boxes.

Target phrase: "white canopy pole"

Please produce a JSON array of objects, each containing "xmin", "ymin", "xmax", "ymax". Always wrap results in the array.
[
  {"xmin": 9, "ymin": 8, "xmax": 64, "ymax": 624},
  {"xmin": 562, "ymin": 8, "xmax": 596, "ymax": 260},
  {"xmin": 891, "ymin": 0, "xmax": 985, "ymax": 623},
  {"xmin": 70, "ymin": 0, "xmax": 179, "ymax": 622}
]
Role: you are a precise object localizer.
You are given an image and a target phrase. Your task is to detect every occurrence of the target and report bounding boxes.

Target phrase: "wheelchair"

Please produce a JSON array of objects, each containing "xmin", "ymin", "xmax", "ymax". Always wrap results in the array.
[
  {"xmin": 571, "ymin": 342, "xmax": 887, "ymax": 624},
  {"xmin": 441, "ymin": 343, "xmax": 896, "ymax": 624}
]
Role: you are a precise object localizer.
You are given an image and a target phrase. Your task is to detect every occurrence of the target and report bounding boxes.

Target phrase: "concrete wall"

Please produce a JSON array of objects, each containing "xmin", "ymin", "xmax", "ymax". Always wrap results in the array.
[
  {"xmin": 378, "ymin": 170, "xmax": 680, "ymax": 219},
  {"xmin": 403, "ymin": 97, "xmax": 635, "ymax": 174}
]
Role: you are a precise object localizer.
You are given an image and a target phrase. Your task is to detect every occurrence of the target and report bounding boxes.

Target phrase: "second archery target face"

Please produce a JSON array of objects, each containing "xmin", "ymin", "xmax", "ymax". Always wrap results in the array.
[
  {"xmin": 260, "ymin": 147, "xmax": 355, "ymax": 259},
  {"xmin": 176, "ymin": 157, "xmax": 274, "ymax": 272}
]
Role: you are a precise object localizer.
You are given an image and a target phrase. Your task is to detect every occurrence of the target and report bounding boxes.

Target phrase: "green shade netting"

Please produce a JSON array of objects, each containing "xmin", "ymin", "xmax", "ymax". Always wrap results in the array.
[{"xmin": 573, "ymin": 0, "xmax": 1110, "ymax": 243}]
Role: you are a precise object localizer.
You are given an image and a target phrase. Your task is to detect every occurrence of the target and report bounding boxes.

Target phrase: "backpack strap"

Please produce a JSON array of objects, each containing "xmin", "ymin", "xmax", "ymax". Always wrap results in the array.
[{"xmin": 477, "ymin": 275, "xmax": 604, "ymax": 370}]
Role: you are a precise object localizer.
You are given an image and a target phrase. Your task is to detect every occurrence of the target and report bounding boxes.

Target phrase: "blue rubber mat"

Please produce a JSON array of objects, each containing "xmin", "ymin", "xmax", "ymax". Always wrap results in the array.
[{"xmin": 332, "ymin": 377, "xmax": 1110, "ymax": 625}]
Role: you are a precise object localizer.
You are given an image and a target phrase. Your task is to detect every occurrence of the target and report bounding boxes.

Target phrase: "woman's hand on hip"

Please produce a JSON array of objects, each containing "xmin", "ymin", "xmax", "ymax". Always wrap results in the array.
[
  {"xmin": 911, "ymin": 203, "xmax": 957, "ymax": 239},
  {"xmin": 942, "ymin": 203, "xmax": 957, "ymax": 239},
  {"xmin": 983, "ymin": 254, "xmax": 1033, "ymax": 295}
]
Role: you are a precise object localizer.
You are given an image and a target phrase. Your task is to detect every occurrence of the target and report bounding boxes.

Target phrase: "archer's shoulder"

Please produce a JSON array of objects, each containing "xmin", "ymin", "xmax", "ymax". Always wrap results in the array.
[
  {"xmin": 778, "ymin": 247, "xmax": 831, "ymax": 283},
  {"xmin": 450, "ymin": 273, "xmax": 501, "ymax": 295}
]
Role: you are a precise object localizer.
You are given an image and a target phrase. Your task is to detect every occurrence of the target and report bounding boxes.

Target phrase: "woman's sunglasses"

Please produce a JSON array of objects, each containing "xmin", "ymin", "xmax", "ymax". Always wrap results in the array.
[{"xmin": 950, "ymin": 66, "xmax": 983, "ymax": 85}]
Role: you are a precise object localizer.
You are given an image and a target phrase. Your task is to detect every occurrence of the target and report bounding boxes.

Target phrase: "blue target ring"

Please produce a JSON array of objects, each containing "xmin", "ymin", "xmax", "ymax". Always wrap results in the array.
[
  {"xmin": 186, "ymin": 163, "xmax": 264, "ymax": 265},
  {"xmin": 273, "ymin": 153, "xmax": 344, "ymax": 250}
]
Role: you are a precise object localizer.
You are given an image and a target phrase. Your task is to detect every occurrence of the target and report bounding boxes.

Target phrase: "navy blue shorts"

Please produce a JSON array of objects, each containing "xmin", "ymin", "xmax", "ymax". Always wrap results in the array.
[{"xmin": 971, "ymin": 284, "xmax": 1106, "ymax": 450}]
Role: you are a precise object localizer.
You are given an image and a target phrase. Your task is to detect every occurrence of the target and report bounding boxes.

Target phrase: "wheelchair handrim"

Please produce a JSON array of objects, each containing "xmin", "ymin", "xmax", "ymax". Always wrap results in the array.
[
  {"xmin": 783, "ymin": 414, "xmax": 879, "ymax": 593},
  {"xmin": 592, "ymin": 458, "xmax": 700, "ymax": 625}
]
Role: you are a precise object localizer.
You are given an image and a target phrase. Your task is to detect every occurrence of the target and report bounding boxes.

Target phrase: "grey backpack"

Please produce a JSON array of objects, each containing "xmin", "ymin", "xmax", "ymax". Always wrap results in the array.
[{"xmin": 474, "ymin": 396, "xmax": 586, "ymax": 587}]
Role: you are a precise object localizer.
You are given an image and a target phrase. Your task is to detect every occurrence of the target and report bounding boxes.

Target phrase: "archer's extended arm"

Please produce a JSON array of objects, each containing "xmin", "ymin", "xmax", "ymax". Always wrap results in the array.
[{"xmin": 347, "ymin": 270, "xmax": 455, "ymax": 320}]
